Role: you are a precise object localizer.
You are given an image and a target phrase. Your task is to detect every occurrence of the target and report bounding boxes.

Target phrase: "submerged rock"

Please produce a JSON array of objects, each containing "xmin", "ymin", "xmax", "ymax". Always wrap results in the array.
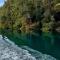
[{"xmin": 0, "ymin": 35, "xmax": 57, "ymax": 60}]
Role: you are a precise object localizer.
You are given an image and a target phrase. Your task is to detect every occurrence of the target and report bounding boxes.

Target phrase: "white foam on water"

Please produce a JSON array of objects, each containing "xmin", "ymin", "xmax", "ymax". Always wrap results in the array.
[
  {"xmin": 0, "ymin": 35, "xmax": 57, "ymax": 60},
  {"xmin": 22, "ymin": 46, "xmax": 57, "ymax": 60},
  {"xmin": 0, "ymin": 35, "xmax": 36, "ymax": 60}
]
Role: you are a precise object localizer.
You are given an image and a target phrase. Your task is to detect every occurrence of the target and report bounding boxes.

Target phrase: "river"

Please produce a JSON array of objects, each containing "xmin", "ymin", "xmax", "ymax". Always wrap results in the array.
[
  {"xmin": 0, "ymin": 35, "xmax": 57, "ymax": 60},
  {"xmin": 0, "ymin": 30, "xmax": 60, "ymax": 60}
]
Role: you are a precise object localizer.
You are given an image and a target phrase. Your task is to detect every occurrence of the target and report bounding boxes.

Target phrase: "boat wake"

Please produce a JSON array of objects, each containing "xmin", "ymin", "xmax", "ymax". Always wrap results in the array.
[{"xmin": 0, "ymin": 35, "xmax": 57, "ymax": 60}]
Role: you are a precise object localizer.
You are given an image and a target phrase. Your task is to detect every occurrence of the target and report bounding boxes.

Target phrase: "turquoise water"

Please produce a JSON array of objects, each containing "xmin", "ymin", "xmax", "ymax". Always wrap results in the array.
[
  {"xmin": 0, "ymin": 35, "xmax": 57, "ymax": 60},
  {"xmin": 1, "ymin": 30, "xmax": 60, "ymax": 60},
  {"xmin": 26, "ymin": 32, "xmax": 60, "ymax": 60}
]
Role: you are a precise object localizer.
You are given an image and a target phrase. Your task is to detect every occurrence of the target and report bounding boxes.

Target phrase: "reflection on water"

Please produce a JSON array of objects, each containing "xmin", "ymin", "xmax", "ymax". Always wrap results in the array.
[
  {"xmin": 1, "ymin": 29, "xmax": 60, "ymax": 59},
  {"xmin": 0, "ymin": 35, "xmax": 57, "ymax": 60},
  {"xmin": 26, "ymin": 32, "xmax": 60, "ymax": 60}
]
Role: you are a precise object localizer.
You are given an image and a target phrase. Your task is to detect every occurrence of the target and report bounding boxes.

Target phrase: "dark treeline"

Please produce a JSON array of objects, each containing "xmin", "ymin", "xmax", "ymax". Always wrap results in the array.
[{"xmin": 0, "ymin": 0, "xmax": 60, "ymax": 34}]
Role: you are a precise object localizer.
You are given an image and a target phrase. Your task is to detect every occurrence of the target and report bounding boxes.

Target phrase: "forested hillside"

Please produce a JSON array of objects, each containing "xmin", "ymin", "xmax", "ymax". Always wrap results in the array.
[
  {"xmin": 0, "ymin": 0, "xmax": 60, "ymax": 34},
  {"xmin": 0, "ymin": 1, "xmax": 60, "ymax": 59}
]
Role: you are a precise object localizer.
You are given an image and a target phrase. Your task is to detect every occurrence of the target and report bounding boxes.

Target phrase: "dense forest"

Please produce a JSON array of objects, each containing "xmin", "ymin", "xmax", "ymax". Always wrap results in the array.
[{"xmin": 0, "ymin": 0, "xmax": 60, "ymax": 34}]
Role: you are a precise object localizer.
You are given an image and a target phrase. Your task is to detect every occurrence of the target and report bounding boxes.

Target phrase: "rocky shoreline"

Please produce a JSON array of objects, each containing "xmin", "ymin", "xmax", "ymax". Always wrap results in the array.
[{"xmin": 0, "ymin": 35, "xmax": 57, "ymax": 60}]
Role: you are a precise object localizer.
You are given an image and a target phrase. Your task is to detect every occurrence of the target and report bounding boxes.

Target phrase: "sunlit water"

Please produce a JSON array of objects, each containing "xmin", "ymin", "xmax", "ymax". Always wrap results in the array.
[{"xmin": 0, "ymin": 35, "xmax": 57, "ymax": 60}]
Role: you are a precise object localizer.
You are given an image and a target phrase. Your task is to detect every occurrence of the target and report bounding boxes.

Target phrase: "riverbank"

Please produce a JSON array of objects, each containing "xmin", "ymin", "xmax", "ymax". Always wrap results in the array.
[{"xmin": 0, "ymin": 35, "xmax": 57, "ymax": 60}]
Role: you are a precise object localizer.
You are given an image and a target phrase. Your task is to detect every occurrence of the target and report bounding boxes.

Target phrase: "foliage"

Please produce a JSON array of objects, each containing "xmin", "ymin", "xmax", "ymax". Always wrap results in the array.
[{"xmin": 0, "ymin": 0, "xmax": 60, "ymax": 33}]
